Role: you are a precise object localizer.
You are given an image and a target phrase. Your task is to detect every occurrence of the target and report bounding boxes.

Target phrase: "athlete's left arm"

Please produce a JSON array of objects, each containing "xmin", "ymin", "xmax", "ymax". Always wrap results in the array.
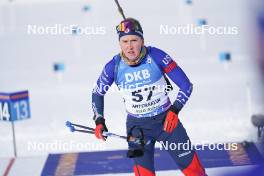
[{"xmin": 151, "ymin": 47, "xmax": 193, "ymax": 113}]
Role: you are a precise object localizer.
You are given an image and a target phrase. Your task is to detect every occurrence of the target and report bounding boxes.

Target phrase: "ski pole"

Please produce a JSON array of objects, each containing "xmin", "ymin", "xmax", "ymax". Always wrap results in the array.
[
  {"xmin": 66, "ymin": 121, "xmax": 127, "ymax": 139},
  {"xmin": 65, "ymin": 121, "xmax": 152, "ymax": 145},
  {"xmin": 113, "ymin": 0, "xmax": 126, "ymax": 20}
]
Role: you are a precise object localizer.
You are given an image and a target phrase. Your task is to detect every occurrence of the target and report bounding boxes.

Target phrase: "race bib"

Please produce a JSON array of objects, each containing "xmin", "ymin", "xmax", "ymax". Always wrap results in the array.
[{"xmin": 120, "ymin": 77, "xmax": 170, "ymax": 117}]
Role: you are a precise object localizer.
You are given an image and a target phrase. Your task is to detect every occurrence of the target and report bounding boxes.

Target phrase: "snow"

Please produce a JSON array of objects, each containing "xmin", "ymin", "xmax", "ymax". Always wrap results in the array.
[{"xmin": 0, "ymin": 0, "xmax": 264, "ymax": 175}]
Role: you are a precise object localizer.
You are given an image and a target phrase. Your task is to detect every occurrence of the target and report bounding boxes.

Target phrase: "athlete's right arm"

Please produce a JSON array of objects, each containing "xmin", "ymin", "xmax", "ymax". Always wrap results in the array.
[{"xmin": 92, "ymin": 58, "xmax": 115, "ymax": 140}]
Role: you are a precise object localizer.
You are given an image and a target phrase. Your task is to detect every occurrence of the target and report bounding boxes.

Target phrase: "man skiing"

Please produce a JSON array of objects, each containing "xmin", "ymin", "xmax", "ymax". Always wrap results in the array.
[{"xmin": 92, "ymin": 18, "xmax": 207, "ymax": 176}]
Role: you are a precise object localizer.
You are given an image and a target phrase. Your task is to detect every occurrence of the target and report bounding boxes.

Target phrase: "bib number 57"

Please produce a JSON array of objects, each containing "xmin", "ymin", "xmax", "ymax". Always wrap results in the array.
[{"xmin": 132, "ymin": 86, "xmax": 155, "ymax": 102}]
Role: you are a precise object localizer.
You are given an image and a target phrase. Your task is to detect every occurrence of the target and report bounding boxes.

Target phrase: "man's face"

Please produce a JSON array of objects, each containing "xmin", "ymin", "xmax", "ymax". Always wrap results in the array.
[{"xmin": 119, "ymin": 35, "xmax": 144, "ymax": 61}]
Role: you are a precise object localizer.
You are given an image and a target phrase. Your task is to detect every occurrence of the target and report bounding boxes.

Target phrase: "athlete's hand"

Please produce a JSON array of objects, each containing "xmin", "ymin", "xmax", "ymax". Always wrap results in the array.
[
  {"xmin": 163, "ymin": 108, "xmax": 179, "ymax": 133},
  {"xmin": 94, "ymin": 117, "xmax": 108, "ymax": 141}
]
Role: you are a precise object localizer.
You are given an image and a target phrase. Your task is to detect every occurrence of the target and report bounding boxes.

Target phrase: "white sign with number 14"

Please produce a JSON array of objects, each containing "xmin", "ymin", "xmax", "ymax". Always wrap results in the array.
[{"xmin": 0, "ymin": 102, "xmax": 10, "ymax": 121}]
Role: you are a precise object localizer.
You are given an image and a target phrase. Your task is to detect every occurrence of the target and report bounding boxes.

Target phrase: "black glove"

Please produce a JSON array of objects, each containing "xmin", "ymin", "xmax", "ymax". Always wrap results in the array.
[
  {"xmin": 171, "ymin": 101, "xmax": 183, "ymax": 114},
  {"xmin": 94, "ymin": 117, "xmax": 108, "ymax": 141}
]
